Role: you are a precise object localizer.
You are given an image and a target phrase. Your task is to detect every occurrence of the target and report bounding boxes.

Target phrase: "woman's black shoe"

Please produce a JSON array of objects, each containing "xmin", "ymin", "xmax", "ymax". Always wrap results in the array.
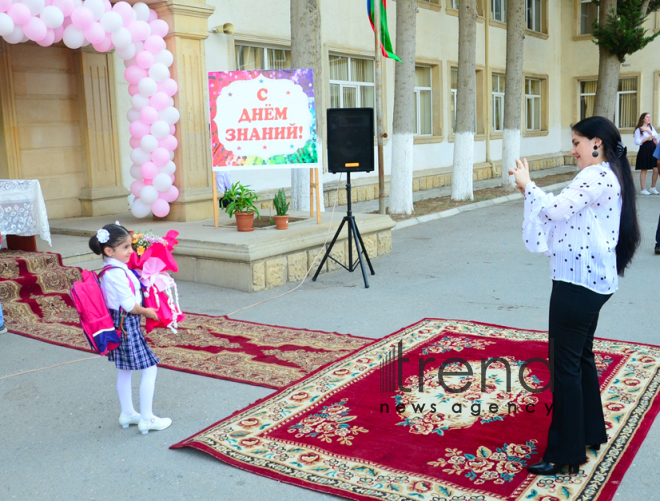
[
  {"xmin": 588, "ymin": 444, "xmax": 601, "ymax": 451},
  {"xmin": 527, "ymin": 460, "xmax": 580, "ymax": 475}
]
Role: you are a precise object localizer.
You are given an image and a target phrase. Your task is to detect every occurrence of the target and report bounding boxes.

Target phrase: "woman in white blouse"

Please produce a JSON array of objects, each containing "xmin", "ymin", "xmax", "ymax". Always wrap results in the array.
[
  {"xmin": 509, "ymin": 116, "xmax": 640, "ymax": 476},
  {"xmin": 633, "ymin": 112, "xmax": 659, "ymax": 195}
]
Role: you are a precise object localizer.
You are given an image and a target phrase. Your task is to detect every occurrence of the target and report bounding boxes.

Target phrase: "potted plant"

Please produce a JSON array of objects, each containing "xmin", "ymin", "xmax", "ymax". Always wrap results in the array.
[
  {"xmin": 272, "ymin": 188, "xmax": 290, "ymax": 230},
  {"xmin": 223, "ymin": 182, "xmax": 260, "ymax": 232}
]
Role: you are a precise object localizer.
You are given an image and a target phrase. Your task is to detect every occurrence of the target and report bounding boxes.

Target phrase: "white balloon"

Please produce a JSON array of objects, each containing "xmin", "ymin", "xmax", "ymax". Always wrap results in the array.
[
  {"xmin": 40, "ymin": 6, "xmax": 63, "ymax": 29},
  {"xmin": 62, "ymin": 24, "xmax": 84, "ymax": 49},
  {"xmin": 169, "ymin": 150, "xmax": 174, "ymax": 160},
  {"xmin": 132, "ymin": 2, "xmax": 149, "ymax": 22},
  {"xmin": 139, "ymin": 185, "xmax": 158, "ymax": 204},
  {"xmin": 133, "ymin": 40, "xmax": 143, "ymax": 53},
  {"xmin": 111, "ymin": 27, "xmax": 131, "ymax": 49},
  {"xmin": 22, "ymin": 0, "xmax": 45, "ymax": 16},
  {"xmin": 130, "ymin": 147, "xmax": 150, "ymax": 165},
  {"xmin": 127, "ymin": 108, "xmax": 140, "ymax": 122},
  {"xmin": 150, "ymin": 120, "xmax": 169, "ymax": 139},
  {"xmin": 140, "ymin": 134, "xmax": 158, "ymax": 152},
  {"xmin": 152, "ymin": 173, "xmax": 173, "ymax": 192},
  {"xmin": 138, "ymin": 77, "xmax": 157, "ymax": 97},
  {"xmin": 159, "ymin": 106, "xmax": 180, "ymax": 125},
  {"xmin": 168, "ymin": 97, "xmax": 174, "ymax": 107},
  {"xmin": 131, "ymin": 94, "xmax": 149, "ymax": 110},
  {"xmin": 148, "ymin": 62, "xmax": 169, "ymax": 82},
  {"xmin": 131, "ymin": 198, "xmax": 152, "ymax": 218},
  {"xmin": 3, "ymin": 25, "xmax": 23, "ymax": 44},
  {"xmin": 84, "ymin": 0, "xmax": 105, "ymax": 21},
  {"xmin": 127, "ymin": 193, "xmax": 135, "ymax": 205},
  {"xmin": 116, "ymin": 43, "xmax": 136, "ymax": 61},
  {"xmin": 0, "ymin": 13, "xmax": 14, "ymax": 37},
  {"xmin": 160, "ymin": 161, "xmax": 176, "ymax": 175},
  {"xmin": 154, "ymin": 49, "xmax": 173, "ymax": 67},
  {"xmin": 100, "ymin": 11, "xmax": 122, "ymax": 33},
  {"xmin": 73, "ymin": 0, "xmax": 83, "ymax": 7},
  {"xmin": 129, "ymin": 164, "xmax": 143, "ymax": 180}
]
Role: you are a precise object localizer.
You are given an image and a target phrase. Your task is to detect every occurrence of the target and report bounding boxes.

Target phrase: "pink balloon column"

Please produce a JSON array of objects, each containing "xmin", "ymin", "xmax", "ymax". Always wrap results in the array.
[{"xmin": 0, "ymin": 0, "xmax": 179, "ymax": 218}]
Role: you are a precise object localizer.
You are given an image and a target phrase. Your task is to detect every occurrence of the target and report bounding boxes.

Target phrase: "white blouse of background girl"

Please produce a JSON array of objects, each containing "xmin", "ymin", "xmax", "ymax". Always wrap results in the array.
[{"xmin": 634, "ymin": 125, "xmax": 658, "ymax": 145}]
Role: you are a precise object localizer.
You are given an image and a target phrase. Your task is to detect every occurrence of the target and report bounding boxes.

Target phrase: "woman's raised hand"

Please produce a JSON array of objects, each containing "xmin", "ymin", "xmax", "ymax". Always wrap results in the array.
[{"xmin": 508, "ymin": 158, "xmax": 532, "ymax": 195}]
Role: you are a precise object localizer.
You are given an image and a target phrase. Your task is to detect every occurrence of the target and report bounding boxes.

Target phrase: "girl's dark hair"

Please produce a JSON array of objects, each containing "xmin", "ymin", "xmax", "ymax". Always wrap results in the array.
[
  {"xmin": 572, "ymin": 116, "xmax": 640, "ymax": 276},
  {"xmin": 88, "ymin": 223, "xmax": 131, "ymax": 258},
  {"xmin": 634, "ymin": 112, "xmax": 651, "ymax": 132}
]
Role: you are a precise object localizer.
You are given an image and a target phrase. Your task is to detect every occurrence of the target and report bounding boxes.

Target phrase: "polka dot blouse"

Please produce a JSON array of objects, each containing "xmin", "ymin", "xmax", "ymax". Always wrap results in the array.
[{"xmin": 522, "ymin": 162, "xmax": 621, "ymax": 295}]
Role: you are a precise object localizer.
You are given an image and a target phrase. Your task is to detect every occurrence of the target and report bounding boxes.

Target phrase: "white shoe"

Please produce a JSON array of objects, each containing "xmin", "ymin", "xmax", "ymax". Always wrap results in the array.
[
  {"xmin": 118, "ymin": 412, "xmax": 141, "ymax": 429},
  {"xmin": 641, "ymin": 189, "xmax": 651, "ymax": 195},
  {"xmin": 650, "ymin": 187, "xmax": 660, "ymax": 195},
  {"xmin": 0, "ymin": 324, "xmax": 7, "ymax": 334},
  {"xmin": 138, "ymin": 416, "xmax": 172, "ymax": 435}
]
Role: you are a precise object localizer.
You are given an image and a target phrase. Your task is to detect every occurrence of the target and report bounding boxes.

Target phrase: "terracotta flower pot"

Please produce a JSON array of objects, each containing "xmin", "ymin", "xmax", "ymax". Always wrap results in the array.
[
  {"xmin": 274, "ymin": 215, "xmax": 289, "ymax": 230},
  {"xmin": 235, "ymin": 211, "xmax": 255, "ymax": 232}
]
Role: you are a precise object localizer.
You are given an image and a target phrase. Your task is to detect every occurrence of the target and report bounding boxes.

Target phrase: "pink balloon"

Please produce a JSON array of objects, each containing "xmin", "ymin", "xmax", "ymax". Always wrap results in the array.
[
  {"xmin": 149, "ymin": 92, "xmax": 169, "ymax": 111},
  {"xmin": 36, "ymin": 28, "xmax": 55, "ymax": 46},
  {"xmin": 160, "ymin": 185, "xmax": 179, "ymax": 203},
  {"xmin": 140, "ymin": 161, "xmax": 158, "ymax": 180},
  {"xmin": 149, "ymin": 19, "xmax": 168, "ymax": 38},
  {"xmin": 151, "ymin": 198, "xmax": 170, "ymax": 218},
  {"xmin": 92, "ymin": 33, "xmax": 113, "ymax": 52},
  {"xmin": 128, "ymin": 83, "xmax": 139, "ymax": 96},
  {"xmin": 147, "ymin": 8, "xmax": 157, "ymax": 23},
  {"xmin": 158, "ymin": 78, "xmax": 178, "ymax": 97},
  {"xmin": 169, "ymin": 124, "xmax": 176, "ymax": 135},
  {"xmin": 135, "ymin": 50, "xmax": 154, "ymax": 69},
  {"xmin": 129, "ymin": 136, "xmax": 141, "ymax": 149},
  {"xmin": 124, "ymin": 65, "xmax": 147, "ymax": 85},
  {"xmin": 24, "ymin": 17, "xmax": 48, "ymax": 41},
  {"xmin": 52, "ymin": 0, "xmax": 74, "ymax": 17},
  {"xmin": 129, "ymin": 120, "xmax": 150, "ymax": 139},
  {"xmin": 130, "ymin": 180, "xmax": 145, "ymax": 197},
  {"xmin": 0, "ymin": 0, "xmax": 12, "ymax": 14},
  {"xmin": 112, "ymin": 1, "xmax": 133, "ymax": 24},
  {"xmin": 83, "ymin": 21, "xmax": 105, "ymax": 44},
  {"xmin": 144, "ymin": 178, "xmax": 153, "ymax": 186},
  {"xmin": 158, "ymin": 135, "xmax": 177, "ymax": 151},
  {"xmin": 127, "ymin": 20, "xmax": 149, "ymax": 41},
  {"xmin": 52, "ymin": 24, "xmax": 63, "ymax": 42},
  {"xmin": 151, "ymin": 147, "xmax": 169, "ymax": 166},
  {"xmin": 8, "ymin": 4, "xmax": 31, "ymax": 25},
  {"xmin": 140, "ymin": 106, "xmax": 158, "ymax": 124},
  {"xmin": 103, "ymin": 0, "xmax": 111, "ymax": 12},
  {"xmin": 71, "ymin": 7, "xmax": 94, "ymax": 29},
  {"xmin": 143, "ymin": 34, "xmax": 165, "ymax": 54},
  {"xmin": 170, "ymin": 174, "xmax": 175, "ymax": 183}
]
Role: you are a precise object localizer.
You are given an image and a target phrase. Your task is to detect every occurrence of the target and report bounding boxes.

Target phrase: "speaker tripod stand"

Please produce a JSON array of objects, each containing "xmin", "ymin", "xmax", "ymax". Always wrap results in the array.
[{"xmin": 312, "ymin": 173, "xmax": 375, "ymax": 288}]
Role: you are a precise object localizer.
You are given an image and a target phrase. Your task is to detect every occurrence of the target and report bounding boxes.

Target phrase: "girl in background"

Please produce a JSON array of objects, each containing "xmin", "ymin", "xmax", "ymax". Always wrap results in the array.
[{"xmin": 633, "ymin": 112, "xmax": 659, "ymax": 195}]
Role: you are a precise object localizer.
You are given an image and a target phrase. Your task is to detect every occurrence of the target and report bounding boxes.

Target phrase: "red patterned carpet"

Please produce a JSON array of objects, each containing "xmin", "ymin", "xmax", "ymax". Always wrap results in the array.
[
  {"xmin": 172, "ymin": 318, "xmax": 660, "ymax": 501},
  {"xmin": 0, "ymin": 250, "xmax": 371, "ymax": 388}
]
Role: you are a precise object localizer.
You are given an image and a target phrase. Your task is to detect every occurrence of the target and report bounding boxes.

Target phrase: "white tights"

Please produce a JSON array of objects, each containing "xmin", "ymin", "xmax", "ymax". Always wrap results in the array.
[{"xmin": 116, "ymin": 365, "xmax": 158, "ymax": 420}]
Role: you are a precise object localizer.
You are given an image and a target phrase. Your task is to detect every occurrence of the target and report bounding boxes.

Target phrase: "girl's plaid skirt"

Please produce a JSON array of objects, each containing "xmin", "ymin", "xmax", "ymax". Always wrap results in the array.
[{"xmin": 107, "ymin": 309, "xmax": 159, "ymax": 370}]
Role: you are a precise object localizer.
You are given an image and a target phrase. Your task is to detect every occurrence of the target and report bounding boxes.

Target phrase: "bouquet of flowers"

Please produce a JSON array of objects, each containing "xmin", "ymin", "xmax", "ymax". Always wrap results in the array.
[{"xmin": 128, "ymin": 229, "xmax": 185, "ymax": 334}]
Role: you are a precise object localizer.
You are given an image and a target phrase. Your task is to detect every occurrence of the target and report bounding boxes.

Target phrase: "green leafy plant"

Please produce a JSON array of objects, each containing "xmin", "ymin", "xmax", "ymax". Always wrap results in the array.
[
  {"xmin": 223, "ymin": 182, "xmax": 260, "ymax": 218},
  {"xmin": 272, "ymin": 188, "xmax": 290, "ymax": 216}
]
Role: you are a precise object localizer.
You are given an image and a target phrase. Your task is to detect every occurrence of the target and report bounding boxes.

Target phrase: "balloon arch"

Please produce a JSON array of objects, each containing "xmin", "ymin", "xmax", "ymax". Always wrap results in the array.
[{"xmin": 0, "ymin": 0, "xmax": 180, "ymax": 218}]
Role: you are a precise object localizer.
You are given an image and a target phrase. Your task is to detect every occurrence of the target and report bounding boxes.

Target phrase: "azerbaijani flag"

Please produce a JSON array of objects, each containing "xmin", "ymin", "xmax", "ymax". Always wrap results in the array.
[{"xmin": 367, "ymin": 0, "xmax": 401, "ymax": 62}]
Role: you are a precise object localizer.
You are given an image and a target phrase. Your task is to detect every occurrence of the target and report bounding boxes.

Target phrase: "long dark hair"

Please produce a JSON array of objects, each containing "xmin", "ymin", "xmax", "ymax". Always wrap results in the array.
[
  {"xmin": 634, "ymin": 112, "xmax": 651, "ymax": 132},
  {"xmin": 88, "ymin": 223, "xmax": 131, "ymax": 258},
  {"xmin": 572, "ymin": 116, "xmax": 640, "ymax": 276}
]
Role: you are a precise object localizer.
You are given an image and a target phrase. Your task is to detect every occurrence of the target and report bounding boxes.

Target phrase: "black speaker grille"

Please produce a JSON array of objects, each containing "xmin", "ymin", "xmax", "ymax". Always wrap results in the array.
[{"xmin": 327, "ymin": 108, "xmax": 375, "ymax": 173}]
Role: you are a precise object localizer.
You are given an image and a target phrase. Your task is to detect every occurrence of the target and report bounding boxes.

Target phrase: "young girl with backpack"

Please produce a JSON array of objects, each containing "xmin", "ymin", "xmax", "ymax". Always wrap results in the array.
[{"xmin": 89, "ymin": 223, "xmax": 172, "ymax": 435}]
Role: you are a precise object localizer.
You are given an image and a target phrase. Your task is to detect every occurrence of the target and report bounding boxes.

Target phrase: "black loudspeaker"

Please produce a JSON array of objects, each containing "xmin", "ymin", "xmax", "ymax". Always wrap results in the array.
[{"xmin": 327, "ymin": 108, "xmax": 374, "ymax": 173}]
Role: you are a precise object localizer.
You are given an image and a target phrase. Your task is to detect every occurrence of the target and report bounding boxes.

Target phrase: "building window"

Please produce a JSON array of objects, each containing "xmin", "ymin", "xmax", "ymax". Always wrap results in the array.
[
  {"xmin": 235, "ymin": 44, "xmax": 292, "ymax": 70},
  {"xmin": 492, "ymin": 0, "xmax": 506, "ymax": 22},
  {"xmin": 492, "ymin": 74, "xmax": 505, "ymax": 132},
  {"xmin": 525, "ymin": 77, "xmax": 541, "ymax": 131},
  {"xmin": 414, "ymin": 67, "xmax": 433, "ymax": 136},
  {"xmin": 329, "ymin": 55, "xmax": 375, "ymax": 109},
  {"xmin": 526, "ymin": 0, "xmax": 542, "ymax": 32},
  {"xmin": 421, "ymin": 0, "xmax": 441, "ymax": 5},
  {"xmin": 450, "ymin": 67, "xmax": 481, "ymax": 134},
  {"xmin": 578, "ymin": 77, "xmax": 638, "ymax": 128},
  {"xmin": 579, "ymin": 0, "xmax": 598, "ymax": 35},
  {"xmin": 451, "ymin": 0, "xmax": 458, "ymax": 8},
  {"xmin": 450, "ymin": 67, "xmax": 458, "ymax": 132},
  {"xmin": 449, "ymin": 0, "xmax": 484, "ymax": 15}
]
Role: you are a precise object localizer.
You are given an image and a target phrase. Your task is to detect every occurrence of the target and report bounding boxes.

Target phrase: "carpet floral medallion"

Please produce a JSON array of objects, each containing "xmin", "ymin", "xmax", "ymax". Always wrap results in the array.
[
  {"xmin": 0, "ymin": 250, "xmax": 371, "ymax": 388},
  {"xmin": 172, "ymin": 318, "xmax": 660, "ymax": 501}
]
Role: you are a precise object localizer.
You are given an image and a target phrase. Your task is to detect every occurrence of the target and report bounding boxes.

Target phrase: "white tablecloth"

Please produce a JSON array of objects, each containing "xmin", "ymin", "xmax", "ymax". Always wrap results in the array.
[{"xmin": 0, "ymin": 180, "xmax": 51, "ymax": 246}]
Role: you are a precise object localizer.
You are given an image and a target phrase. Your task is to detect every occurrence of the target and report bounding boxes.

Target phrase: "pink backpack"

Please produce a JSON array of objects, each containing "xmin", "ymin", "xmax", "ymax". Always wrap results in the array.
[{"xmin": 70, "ymin": 266, "xmax": 135, "ymax": 355}]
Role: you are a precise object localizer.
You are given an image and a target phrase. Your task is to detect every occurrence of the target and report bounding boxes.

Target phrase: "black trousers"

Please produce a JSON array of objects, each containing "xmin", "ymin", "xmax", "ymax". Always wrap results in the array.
[
  {"xmin": 542, "ymin": 280, "xmax": 611, "ymax": 465},
  {"xmin": 655, "ymin": 214, "xmax": 660, "ymax": 245}
]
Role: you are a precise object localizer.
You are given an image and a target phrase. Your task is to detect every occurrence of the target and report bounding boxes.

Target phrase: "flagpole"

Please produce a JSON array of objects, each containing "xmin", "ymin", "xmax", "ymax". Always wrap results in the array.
[{"xmin": 374, "ymin": 1, "xmax": 386, "ymax": 215}]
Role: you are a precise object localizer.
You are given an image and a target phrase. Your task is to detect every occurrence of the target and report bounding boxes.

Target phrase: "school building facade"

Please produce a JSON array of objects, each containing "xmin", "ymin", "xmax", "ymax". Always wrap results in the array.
[{"xmin": 1, "ymin": 0, "xmax": 660, "ymax": 222}]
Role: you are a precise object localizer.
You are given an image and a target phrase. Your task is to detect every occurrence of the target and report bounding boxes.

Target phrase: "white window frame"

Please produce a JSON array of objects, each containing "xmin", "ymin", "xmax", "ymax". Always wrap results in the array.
[
  {"xmin": 526, "ymin": 0, "xmax": 542, "ymax": 32},
  {"xmin": 525, "ymin": 78, "xmax": 542, "ymax": 131},
  {"xmin": 328, "ymin": 55, "xmax": 375, "ymax": 109},
  {"xmin": 492, "ymin": 74, "xmax": 505, "ymax": 132},
  {"xmin": 414, "ymin": 66, "xmax": 433, "ymax": 136},
  {"xmin": 579, "ymin": 0, "xmax": 598, "ymax": 35},
  {"xmin": 615, "ymin": 78, "xmax": 638, "ymax": 129},
  {"xmin": 451, "ymin": 0, "xmax": 459, "ymax": 8},
  {"xmin": 234, "ymin": 43, "xmax": 292, "ymax": 71},
  {"xmin": 492, "ymin": 0, "xmax": 506, "ymax": 22}
]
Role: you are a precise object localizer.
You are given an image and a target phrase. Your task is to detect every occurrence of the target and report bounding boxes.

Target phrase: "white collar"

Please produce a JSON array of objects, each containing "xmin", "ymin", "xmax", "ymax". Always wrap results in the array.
[{"xmin": 104, "ymin": 257, "xmax": 129, "ymax": 270}]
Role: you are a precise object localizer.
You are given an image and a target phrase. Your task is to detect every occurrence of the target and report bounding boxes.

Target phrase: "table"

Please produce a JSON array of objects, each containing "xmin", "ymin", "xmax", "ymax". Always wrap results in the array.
[{"xmin": 0, "ymin": 179, "xmax": 52, "ymax": 251}]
